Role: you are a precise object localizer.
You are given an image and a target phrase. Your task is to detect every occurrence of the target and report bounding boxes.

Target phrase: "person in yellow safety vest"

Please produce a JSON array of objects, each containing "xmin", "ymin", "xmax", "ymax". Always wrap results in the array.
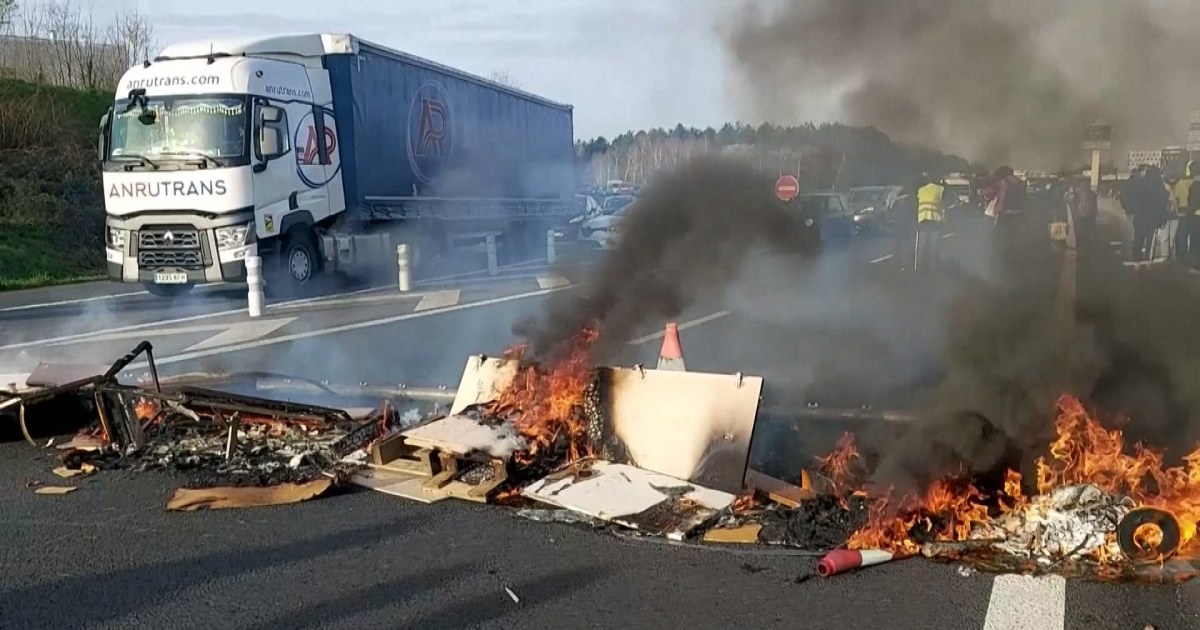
[
  {"xmin": 914, "ymin": 173, "xmax": 947, "ymax": 273},
  {"xmin": 1172, "ymin": 160, "xmax": 1200, "ymax": 268}
]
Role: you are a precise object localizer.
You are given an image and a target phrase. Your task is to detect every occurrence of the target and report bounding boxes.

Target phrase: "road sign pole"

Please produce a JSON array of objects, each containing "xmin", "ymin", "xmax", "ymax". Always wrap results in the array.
[{"xmin": 1090, "ymin": 149, "xmax": 1101, "ymax": 192}]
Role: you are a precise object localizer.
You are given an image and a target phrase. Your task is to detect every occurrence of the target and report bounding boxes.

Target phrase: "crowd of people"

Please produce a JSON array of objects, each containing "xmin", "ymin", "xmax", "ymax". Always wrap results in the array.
[
  {"xmin": 889, "ymin": 165, "xmax": 1080, "ymax": 273},
  {"xmin": 1120, "ymin": 160, "xmax": 1200, "ymax": 266}
]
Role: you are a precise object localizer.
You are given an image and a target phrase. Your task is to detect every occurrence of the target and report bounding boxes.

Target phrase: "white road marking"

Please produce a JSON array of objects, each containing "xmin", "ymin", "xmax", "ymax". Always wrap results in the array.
[
  {"xmin": 41, "ymin": 318, "xmax": 296, "ymax": 352},
  {"xmin": 134, "ymin": 284, "xmax": 575, "ymax": 369},
  {"xmin": 982, "ymin": 574, "xmax": 1065, "ymax": 630},
  {"xmin": 536, "ymin": 274, "xmax": 570, "ymax": 289},
  {"xmin": 870, "ymin": 254, "xmax": 894, "ymax": 264},
  {"xmin": 414, "ymin": 289, "xmax": 461, "ymax": 312},
  {"xmin": 0, "ymin": 287, "xmax": 377, "ymax": 352},
  {"xmin": 941, "ymin": 232, "xmax": 956, "ymax": 238},
  {"xmin": 626, "ymin": 311, "xmax": 732, "ymax": 345},
  {"xmin": 183, "ymin": 318, "xmax": 295, "ymax": 352},
  {"xmin": 0, "ymin": 290, "xmax": 147, "ymax": 313}
]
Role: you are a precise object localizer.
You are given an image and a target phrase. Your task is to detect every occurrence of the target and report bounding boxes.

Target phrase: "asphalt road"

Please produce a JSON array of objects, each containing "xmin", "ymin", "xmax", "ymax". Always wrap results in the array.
[{"xmin": 3, "ymin": 218, "xmax": 1198, "ymax": 628}]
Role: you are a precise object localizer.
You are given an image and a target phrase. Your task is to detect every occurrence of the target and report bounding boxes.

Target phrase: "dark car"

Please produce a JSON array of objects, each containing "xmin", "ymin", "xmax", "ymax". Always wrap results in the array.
[{"xmin": 789, "ymin": 192, "xmax": 856, "ymax": 247}]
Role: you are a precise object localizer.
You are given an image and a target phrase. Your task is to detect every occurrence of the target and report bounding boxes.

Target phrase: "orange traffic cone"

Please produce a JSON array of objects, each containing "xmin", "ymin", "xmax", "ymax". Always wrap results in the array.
[{"xmin": 657, "ymin": 322, "xmax": 686, "ymax": 371}]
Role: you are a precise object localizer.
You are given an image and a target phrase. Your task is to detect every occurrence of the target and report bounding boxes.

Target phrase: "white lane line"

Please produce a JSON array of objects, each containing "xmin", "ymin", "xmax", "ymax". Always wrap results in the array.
[
  {"xmin": 626, "ymin": 311, "xmax": 731, "ymax": 345},
  {"xmin": 0, "ymin": 287, "xmax": 381, "ymax": 352},
  {"xmin": 982, "ymin": 574, "xmax": 1065, "ymax": 630},
  {"xmin": 536, "ymin": 274, "xmax": 570, "ymax": 289},
  {"xmin": 870, "ymin": 254, "xmax": 894, "ymax": 264},
  {"xmin": 414, "ymin": 289, "xmax": 461, "ymax": 312},
  {"xmin": 941, "ymin": 232, "xmax": 956, "ymax": 238},
  {"xmin": 137, "ymin": 284, "xmax": 575, "ymax": 368},
  {"xmin": 0, "ymin": 290, "xmax": 147, "ymax": 313}
]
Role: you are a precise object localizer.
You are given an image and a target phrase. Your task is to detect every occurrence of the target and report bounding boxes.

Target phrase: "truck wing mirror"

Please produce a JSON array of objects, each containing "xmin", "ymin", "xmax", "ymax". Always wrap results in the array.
[
  {"xmin": 260, "ymin": 105, "xmax": 283, "ymax": 124},
  {"xmin": 258, "ymin": 127, "xmax": 284, "ymax": 160},
  {"xmin": 97, "ymin": 108, "xmax": 112, "ymax": 162}
]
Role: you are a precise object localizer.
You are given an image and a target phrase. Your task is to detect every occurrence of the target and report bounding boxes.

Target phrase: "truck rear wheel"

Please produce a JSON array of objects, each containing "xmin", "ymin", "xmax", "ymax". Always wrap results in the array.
[{"xmin": 143, "ymin": 282, "xmax": 195, "ymax": 298}]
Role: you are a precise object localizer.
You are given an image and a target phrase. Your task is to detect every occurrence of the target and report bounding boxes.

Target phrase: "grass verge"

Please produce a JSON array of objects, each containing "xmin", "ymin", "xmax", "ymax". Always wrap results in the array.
[{"xmin": 0, "ymin": 224, "xmax": 105, "ymax": 290}]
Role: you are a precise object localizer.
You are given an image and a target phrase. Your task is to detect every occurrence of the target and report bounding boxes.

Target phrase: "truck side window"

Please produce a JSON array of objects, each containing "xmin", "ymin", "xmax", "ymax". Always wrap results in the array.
[
  {"xmin": 254, "ymin": 99, "xmax": 291, "ymax": 160},
  {"xmin": 312, "ymin": 104, "xmax": 330, "ymax": 165}
]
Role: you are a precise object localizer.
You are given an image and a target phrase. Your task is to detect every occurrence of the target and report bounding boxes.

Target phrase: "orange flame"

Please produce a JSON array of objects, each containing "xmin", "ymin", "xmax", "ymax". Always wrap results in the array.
[
  {"xmin": 817, "ymin": 432, "xmax": 861, "ymax": 495},
  {"xmin": 842, "ymin": 395, "xmax": 1200, "ymax": 560},
  {"xmin": 486, "ymin": 326, "xmax": 600, "ymax": 464}
]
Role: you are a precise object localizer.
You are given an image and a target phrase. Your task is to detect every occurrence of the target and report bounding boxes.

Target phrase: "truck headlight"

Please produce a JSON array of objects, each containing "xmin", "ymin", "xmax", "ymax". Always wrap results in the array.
[
  {"xmin": 107, "ymin": 227, "xmax": 126, "ymax": 249},
  {"xmin": 215, "ymin": 222, "xmax": 253, "ymax": 250}
]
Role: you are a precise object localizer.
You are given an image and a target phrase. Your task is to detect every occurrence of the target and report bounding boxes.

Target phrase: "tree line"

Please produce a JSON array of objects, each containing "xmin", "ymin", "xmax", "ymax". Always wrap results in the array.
[
  {"xmin": 574, "ymin": 122, "xmax": 975, "ymax": 192},
  {"xmin": 0, "ymin": 0, "xmax": 157, "ymax": 91}
]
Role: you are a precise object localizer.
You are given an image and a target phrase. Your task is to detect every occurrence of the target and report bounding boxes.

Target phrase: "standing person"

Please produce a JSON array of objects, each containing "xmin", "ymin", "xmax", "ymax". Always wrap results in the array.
[
  {"xmin": 1127, "ymin": 165, "xmax": 1170, "ymax": 261},
  {"xmin": 1067, "ymin": 175, "xmax": 1097, "ymax": 255},
  {"xmin": 914, "ymin": 172, "xmax": 948, "ymax": 273},
  {"xmin": 1120, "ymin": 165, "xmax": 1146, "ymax": 260},
  {"xmin": 991, "ymin": 165, "xmax": 1029, "ymax": 264},
  {"xmin": 891, "ymin": 181, "xmax": 917, "ymax": 271},
  {"xmin": 1172, "ymin": 160, "xmax": 1200, "ymax": 266}
]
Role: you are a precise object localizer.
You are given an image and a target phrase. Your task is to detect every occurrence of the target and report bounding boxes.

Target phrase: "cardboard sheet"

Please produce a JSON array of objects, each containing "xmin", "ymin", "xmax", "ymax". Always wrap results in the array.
[
  {"xmin": 606, "ymin": 367, "xmax": 762, "ymax": 494},
  {"xmin": 450, "ymin": 356, "xmax": 518, "ymax": 414},
  {"xmin": 523, "ymin": 460, "xmax": 734, "ymax": 539},
  {"xmin": 448, "ymin": 355, "xmax": 763, "ymax": 495},
  {"xmin": 166, "ymin": 479, "xmax": 332, "ymax": 511},
  {"xmin": 401, "ymin": 414, "xmax": 527, "ymax": 458}
]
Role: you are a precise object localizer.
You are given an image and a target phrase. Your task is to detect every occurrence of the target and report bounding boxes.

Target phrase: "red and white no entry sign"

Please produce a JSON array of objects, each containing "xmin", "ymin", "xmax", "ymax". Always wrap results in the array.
[{"xmin": 775, "ymin": 174, "xmax": 799, "ymax": 201}]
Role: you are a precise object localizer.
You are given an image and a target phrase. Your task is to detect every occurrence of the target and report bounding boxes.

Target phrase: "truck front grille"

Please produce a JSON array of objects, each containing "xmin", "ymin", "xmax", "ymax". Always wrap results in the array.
[
  {"xmin": 139, "ymin": 228, "xmax": 199, "ymax": 249},
  {"xmin": 139, "ymin": 250, "xmax": 202, "ymax": 268}
]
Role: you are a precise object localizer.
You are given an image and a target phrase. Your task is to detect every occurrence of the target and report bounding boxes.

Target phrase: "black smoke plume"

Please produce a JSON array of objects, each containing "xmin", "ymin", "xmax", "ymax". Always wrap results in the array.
[
  {"xmin": 726, "ymin": 0, "xmax": 1200, "ymax": 168},
  {"xmin": 515, "ymin": 155, "xmax": 812, "ymax": 360}
]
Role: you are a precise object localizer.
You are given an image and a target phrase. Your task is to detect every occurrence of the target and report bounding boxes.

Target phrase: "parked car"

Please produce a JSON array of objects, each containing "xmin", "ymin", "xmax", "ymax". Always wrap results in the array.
[
  {"xmin": 847, "ymin": 186, "xmax": 902, "ymax": 234},
  {"xmin": 579, "ymin": 198, "xmax": 635, "ymax": 249},
  {"xmin": 566, "ymin": 194, "xmax": 603, "ymax": 238},
  {"xmin": 792, "ymin": 192, "xmax": 856, "ymax": 246}
]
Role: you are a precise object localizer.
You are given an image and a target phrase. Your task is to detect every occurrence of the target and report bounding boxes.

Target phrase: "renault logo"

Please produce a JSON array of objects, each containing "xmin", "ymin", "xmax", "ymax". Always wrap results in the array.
[{"xmin": 164, "ymin": 231, "xmax": 175, "ymax": 242}]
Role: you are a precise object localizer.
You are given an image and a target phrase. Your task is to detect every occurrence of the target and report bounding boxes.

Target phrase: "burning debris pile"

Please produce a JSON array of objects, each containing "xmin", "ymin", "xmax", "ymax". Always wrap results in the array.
[
  {"xmin": 790, "ymin": 396, "xmax": 1200, "ymax": 581},
  {"xmin": 8, "ymin": 338, "xmax": 1199, "ymax": 583}
]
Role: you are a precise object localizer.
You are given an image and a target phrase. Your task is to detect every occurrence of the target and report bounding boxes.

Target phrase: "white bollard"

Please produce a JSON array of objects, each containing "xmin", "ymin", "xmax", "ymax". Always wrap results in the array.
[
  {"xmin": 486, "ymin": 235, "xmax": 498, "ymax": 276},
  {"xmin": 396, "ymin": 243, "xmax": 411, "ymax": 292},
  {"xmin": 546, "ymin": 229, "xmax": 557, "ymax": 265},
  {"xmin": 245, "ymin": 255, "xmax": 264, "ymax": 318}
]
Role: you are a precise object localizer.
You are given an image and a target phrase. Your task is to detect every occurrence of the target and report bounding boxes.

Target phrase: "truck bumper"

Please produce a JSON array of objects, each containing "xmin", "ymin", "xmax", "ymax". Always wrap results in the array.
[{"xmin": 106, "ymin": 210, "xmax": 256, "ymax": 286}]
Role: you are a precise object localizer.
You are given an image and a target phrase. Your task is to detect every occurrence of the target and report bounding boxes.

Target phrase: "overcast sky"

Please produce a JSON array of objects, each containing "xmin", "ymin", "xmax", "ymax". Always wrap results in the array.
[{"xmin": 89, "ymin": 0, "xmax": 751, "ymax": 140}]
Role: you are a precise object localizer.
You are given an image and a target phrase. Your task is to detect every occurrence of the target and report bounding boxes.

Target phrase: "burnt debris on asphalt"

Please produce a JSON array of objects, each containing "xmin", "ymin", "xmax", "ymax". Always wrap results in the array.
[{"xmin": 6, "ymin": 341, "xmax": 1200, "ymax": 584}]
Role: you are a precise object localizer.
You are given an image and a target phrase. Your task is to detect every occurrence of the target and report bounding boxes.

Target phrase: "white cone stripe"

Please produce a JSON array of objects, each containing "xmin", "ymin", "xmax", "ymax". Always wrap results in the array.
[{"xmin": 856, "ymin": 550, "xmax": 895, "ymax": 566}]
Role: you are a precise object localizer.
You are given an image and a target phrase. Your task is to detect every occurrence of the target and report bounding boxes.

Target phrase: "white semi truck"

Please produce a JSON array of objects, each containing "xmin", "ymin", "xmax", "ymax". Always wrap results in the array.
[{"xmin": 99, "ymin": 33, "xmax": 576, "ymax": 296}]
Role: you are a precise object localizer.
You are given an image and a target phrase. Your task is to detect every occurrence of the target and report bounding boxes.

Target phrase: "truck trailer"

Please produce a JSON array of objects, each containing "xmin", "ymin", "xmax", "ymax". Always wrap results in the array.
[{"xmin": 99, "ymin": 33, "xmax": 576, "ymax": 296}]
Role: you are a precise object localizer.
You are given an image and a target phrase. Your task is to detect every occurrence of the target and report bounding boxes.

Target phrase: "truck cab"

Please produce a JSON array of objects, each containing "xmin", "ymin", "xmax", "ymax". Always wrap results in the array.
[{"xmin": 100, "ymin": 35, "xmax": 345, "ymax": 296}]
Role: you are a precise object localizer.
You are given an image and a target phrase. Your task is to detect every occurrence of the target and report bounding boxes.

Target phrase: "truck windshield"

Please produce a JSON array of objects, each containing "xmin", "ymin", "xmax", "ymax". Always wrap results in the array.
[{"xmin": 109, "ymin": 95, "xmax": 249, "ymax": 165}]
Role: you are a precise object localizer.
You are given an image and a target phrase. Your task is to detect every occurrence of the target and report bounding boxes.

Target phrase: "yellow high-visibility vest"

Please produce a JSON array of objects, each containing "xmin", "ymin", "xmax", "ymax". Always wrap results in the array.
[
  {"xmin": 917, "ymin": 183, "xmax": 946, "ymax": 223},
  {"xmin": 1173, "ymin": 178, "xmax": 1192, "ymax": 215}
]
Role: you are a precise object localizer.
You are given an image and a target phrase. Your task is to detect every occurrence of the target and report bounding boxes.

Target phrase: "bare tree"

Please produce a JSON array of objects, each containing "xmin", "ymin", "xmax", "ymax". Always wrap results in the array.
[
  {"xmin": 0, "ymin": 0, "xmax": 156, "ymax": 89},
  {"xmin": 489, "ymin": 69, "xmax": 521, "ymax": 89},
  {"xmin": 0, "ymin": 0, "xmax": 17, "ymax": 30}
]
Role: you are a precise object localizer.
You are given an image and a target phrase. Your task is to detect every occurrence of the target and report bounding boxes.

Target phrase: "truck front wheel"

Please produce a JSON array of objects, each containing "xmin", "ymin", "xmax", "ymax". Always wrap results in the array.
[{"xmin": 267, "ymin": 230, "xmax": 321, "ymax": 297}]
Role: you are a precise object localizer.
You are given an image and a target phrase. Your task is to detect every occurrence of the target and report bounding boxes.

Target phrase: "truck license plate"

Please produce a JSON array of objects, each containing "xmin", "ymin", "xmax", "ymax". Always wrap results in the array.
[{"xmin": 153, "ymin": 273, "xmax": 188, "ymax": 284}]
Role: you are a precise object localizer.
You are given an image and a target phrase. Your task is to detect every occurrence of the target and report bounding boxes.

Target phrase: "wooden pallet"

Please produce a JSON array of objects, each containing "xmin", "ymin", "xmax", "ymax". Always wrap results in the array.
[{"xmin": 368, "ymin": 432, "xmax": 508, "ymax": 503}]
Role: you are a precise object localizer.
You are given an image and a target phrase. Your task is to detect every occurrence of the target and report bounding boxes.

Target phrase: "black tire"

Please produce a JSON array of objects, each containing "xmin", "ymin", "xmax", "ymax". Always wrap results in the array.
[
  {"xmin": 143, "ymin": 282, "xmax": 195, "ymax": 298},
  {"xmin": 267, "ymin": 230, "xmax": 321, "ymax": 298}
]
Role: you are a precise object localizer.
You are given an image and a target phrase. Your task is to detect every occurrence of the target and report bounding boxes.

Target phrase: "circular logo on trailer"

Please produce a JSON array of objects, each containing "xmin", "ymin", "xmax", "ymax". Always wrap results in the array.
[
  {"xmin": 407, "ymin": 81, "xmax": 453, "ymax": 184},
  {"xmin": 293, "ymin": 108, "xmax": 339, "ymax": 189}
]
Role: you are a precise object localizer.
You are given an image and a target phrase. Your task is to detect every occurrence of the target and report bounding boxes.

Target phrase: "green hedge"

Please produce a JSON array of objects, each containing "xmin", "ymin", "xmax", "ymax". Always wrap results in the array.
[{"xmin": 0, "ymin": 79, "xmax": 110, "ymax": 289}]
